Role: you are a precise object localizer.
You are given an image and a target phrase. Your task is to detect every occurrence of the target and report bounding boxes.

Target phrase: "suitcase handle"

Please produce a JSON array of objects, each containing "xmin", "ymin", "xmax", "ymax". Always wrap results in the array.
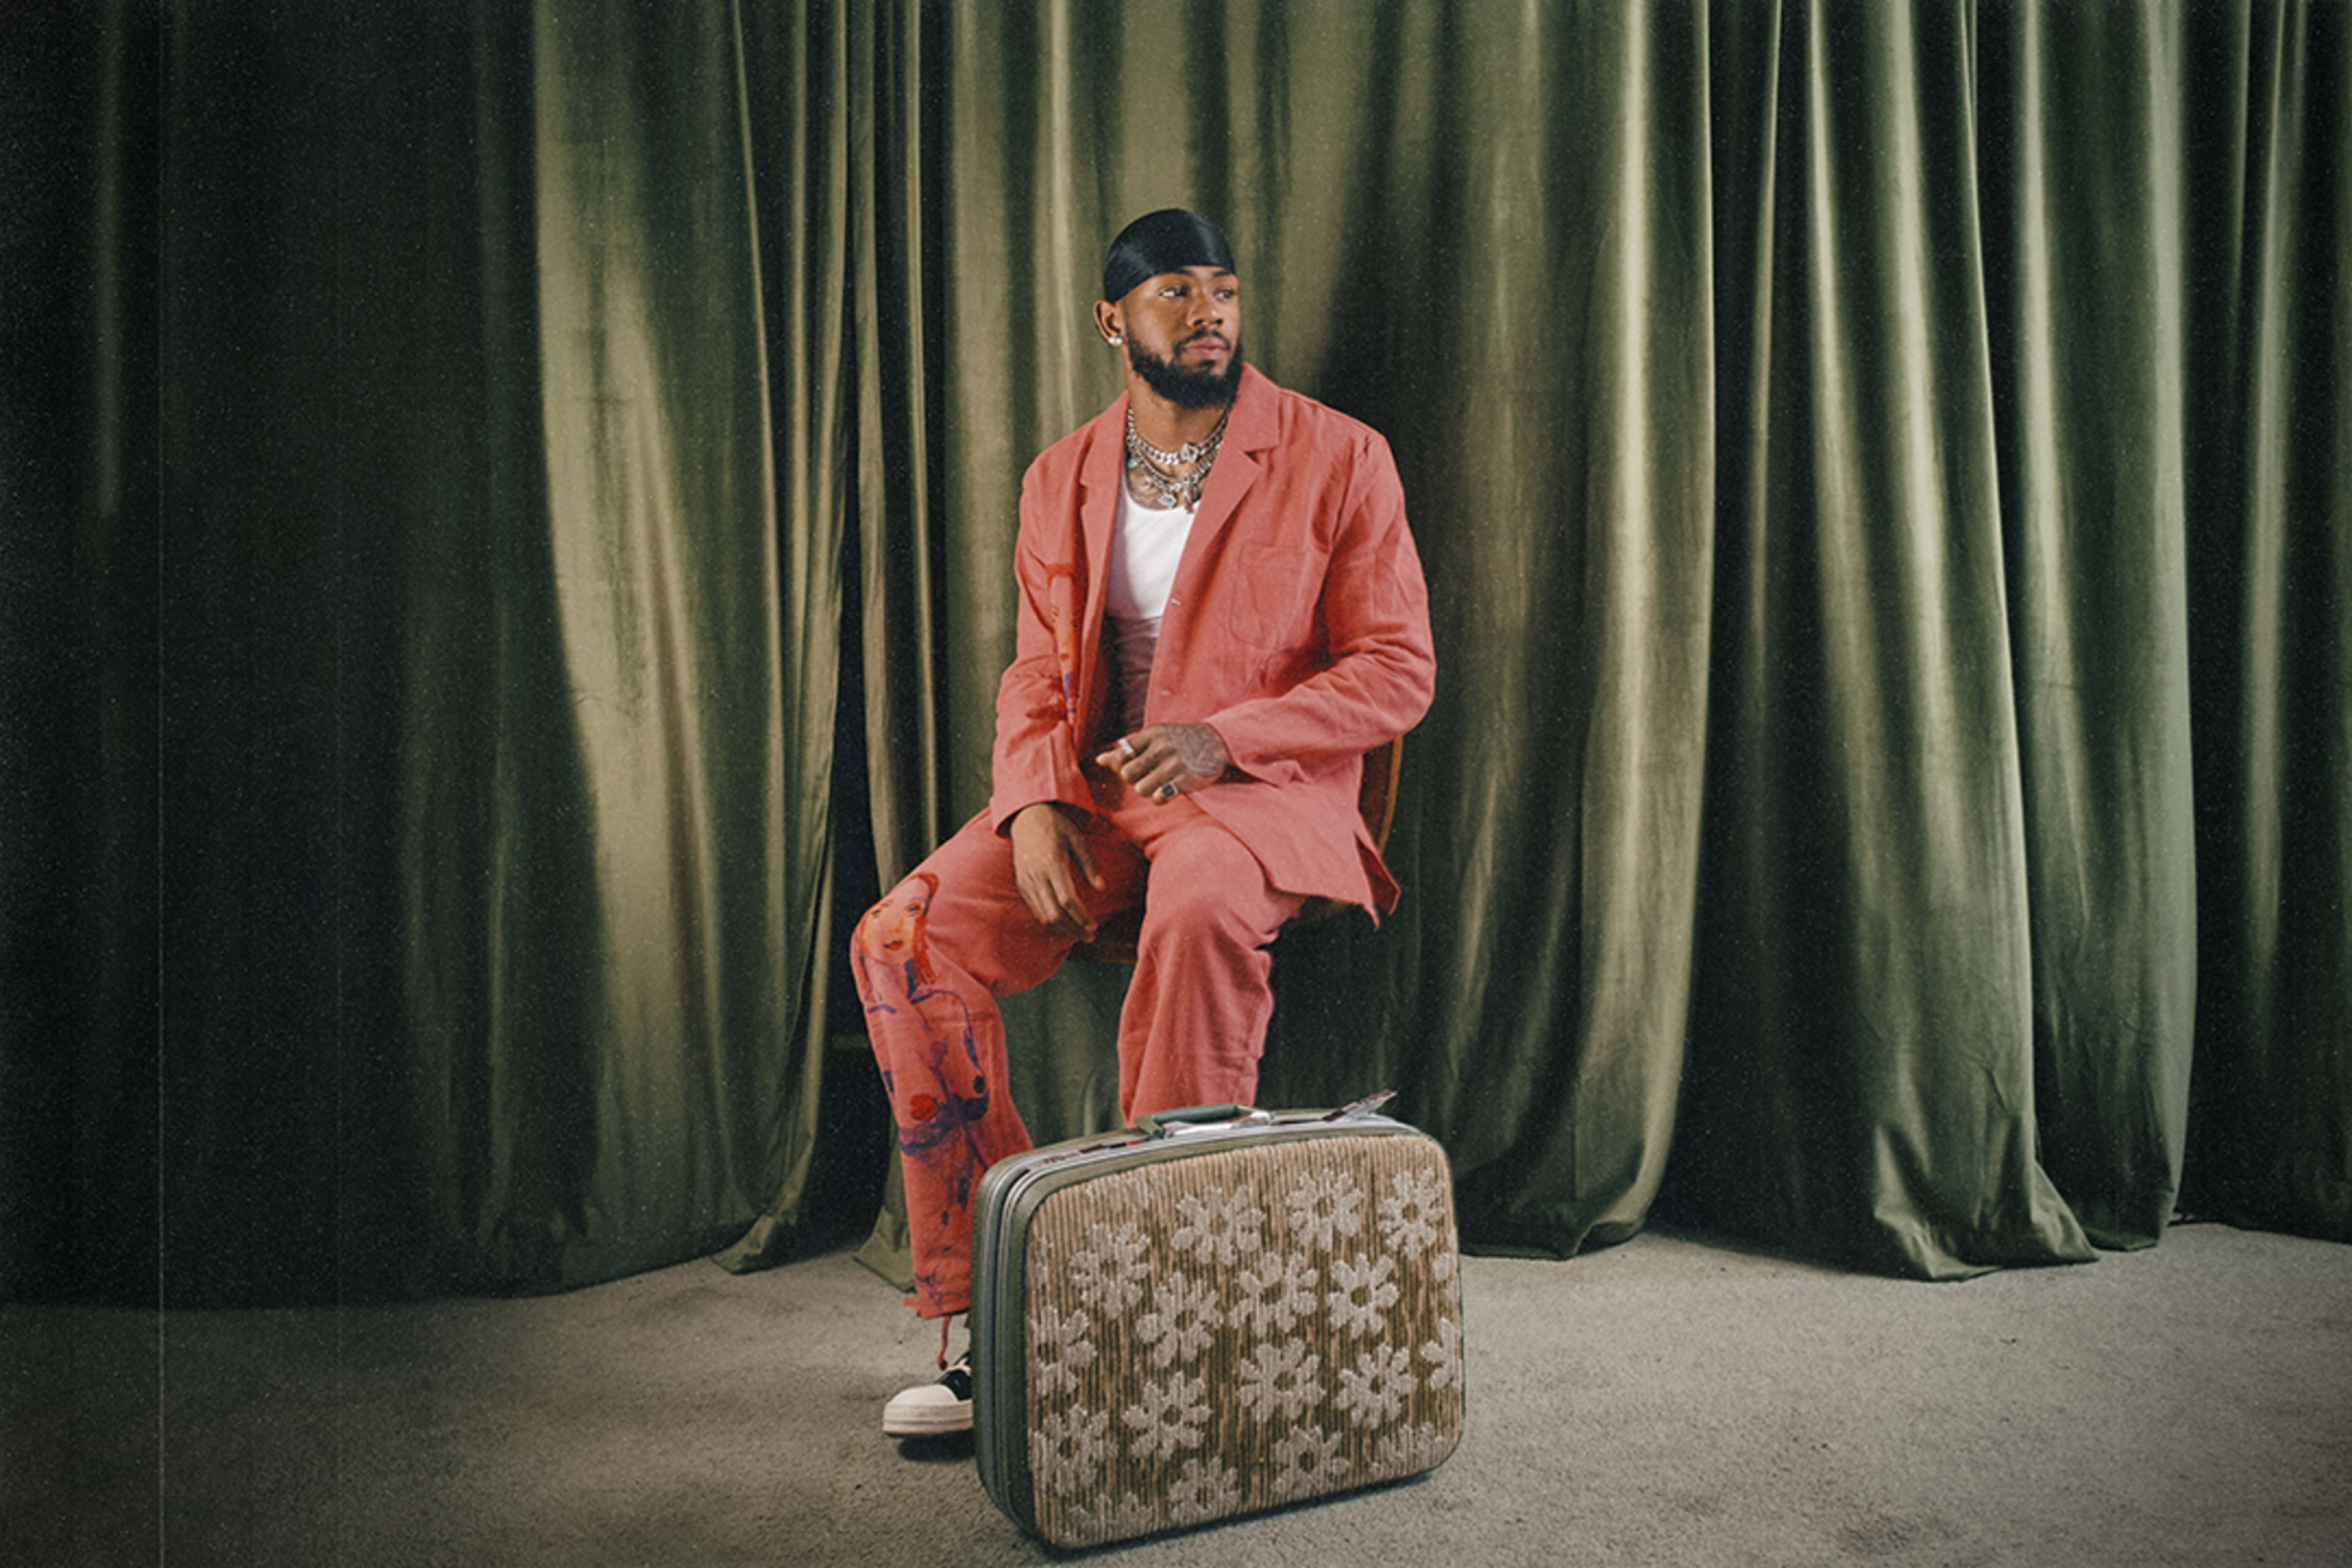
[
  {"xmin": 1134, "ymin": 1104, "xmax": 1270, "ymax": 1138},
  {"xmin": 1133, "ymin": 1091, "xmax": 1401, "ymax": 1139}
]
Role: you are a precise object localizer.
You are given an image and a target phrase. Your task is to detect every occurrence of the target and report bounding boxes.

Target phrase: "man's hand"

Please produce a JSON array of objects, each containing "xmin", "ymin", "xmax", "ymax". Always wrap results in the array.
[
  {"xmin": 1095, "ymin": 722, "xmax": 1233, "ymax": 804},
  {"xmin": 1009, "ymin": 802, "xmax": 1104, "ymax": 940}
]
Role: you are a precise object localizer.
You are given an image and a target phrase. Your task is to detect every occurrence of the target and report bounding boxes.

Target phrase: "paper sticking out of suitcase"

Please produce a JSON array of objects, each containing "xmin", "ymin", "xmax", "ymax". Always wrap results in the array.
[{"xmin": 972, "ymin": 1095, "xmax": 1463, "ymax": 1548}]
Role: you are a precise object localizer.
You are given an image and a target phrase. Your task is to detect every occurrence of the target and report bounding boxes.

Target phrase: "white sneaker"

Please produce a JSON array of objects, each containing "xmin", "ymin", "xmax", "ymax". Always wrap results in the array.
[{"xmin": 882, "ymin": 1350, "xmax": 973, "ymax": 1438}]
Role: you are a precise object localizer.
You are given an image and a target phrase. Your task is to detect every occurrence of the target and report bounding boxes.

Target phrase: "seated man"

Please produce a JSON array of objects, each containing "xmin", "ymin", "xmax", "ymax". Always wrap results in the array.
[{"xmin": 852, "ymin": 208, "xmax": 1436, "ymax": 1437}]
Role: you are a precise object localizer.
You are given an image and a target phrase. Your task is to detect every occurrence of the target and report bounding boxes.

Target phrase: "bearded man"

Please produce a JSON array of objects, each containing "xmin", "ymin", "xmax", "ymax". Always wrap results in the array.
[{"xmin": 856, "ymin": 208, "xmax": 1436, "ymax": 1438}]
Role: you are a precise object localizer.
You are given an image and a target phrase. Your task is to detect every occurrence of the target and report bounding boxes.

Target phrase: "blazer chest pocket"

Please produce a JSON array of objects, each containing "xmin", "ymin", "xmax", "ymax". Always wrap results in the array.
[{"xmin": 1227, "ymin": 541, "xmax": 1326, "ymax": 649}]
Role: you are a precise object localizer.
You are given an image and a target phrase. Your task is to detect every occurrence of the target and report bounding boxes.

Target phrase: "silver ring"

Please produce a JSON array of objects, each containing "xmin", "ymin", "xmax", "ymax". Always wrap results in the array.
[
  {"xmin": 1155, "ymin": 783, "xmax": 1177, "ymax": 802},
  {"xmin": 1118, "ymin": 737, "xmax": 1138, "ymax": 760}
]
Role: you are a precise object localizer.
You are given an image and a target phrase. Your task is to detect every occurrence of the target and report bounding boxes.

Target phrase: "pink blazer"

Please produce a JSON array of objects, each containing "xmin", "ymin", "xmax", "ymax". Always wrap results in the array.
[{"xmin": 987, "ymin": 366, "xmax": 1436, "ymax": 916}]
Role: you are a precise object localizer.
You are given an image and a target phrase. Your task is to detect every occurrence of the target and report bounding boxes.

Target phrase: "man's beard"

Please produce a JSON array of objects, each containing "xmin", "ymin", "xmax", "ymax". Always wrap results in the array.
[{"xmin": 1127, "ymin": 333, "xmax": 1244, "ymax": 409}]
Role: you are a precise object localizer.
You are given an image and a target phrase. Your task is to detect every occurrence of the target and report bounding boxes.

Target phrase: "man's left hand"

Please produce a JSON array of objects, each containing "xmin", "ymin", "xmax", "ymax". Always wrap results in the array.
[{"xmin": 1096, "ymin": 722, "xmax": 1233, "ymax": 804}]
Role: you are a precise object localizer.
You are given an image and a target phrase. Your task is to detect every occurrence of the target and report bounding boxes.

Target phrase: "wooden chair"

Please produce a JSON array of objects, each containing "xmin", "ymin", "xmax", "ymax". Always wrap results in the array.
[{"xmin": 1072, "ymin": 735, "xmax": 1404, "ymax": 964}]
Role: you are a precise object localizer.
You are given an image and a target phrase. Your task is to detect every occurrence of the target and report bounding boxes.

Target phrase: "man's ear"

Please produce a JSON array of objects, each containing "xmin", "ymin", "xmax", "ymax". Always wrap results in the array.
[{"xmin": 1093, "ymin": 298, "xmax": 1124, "ymax": 346}]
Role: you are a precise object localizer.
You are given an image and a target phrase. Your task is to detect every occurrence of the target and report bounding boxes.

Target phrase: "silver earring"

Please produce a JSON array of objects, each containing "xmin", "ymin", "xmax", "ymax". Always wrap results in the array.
[{"xmin": 1109, "ymin": 336, "xmax": 1123, "ymax": 345}]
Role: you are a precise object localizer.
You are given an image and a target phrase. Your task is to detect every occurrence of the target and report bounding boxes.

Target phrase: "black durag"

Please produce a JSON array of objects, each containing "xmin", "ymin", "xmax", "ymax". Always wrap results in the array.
[{"xmin": 1101, "ymin": 209, "xmax": 1237, "ymax": 302}]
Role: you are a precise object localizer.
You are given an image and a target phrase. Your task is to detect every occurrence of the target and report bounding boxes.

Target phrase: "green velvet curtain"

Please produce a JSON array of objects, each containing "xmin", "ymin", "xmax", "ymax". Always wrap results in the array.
[{"xmin": 9, "ymin": 0, "xmax": 2345, "ymax": 1305}]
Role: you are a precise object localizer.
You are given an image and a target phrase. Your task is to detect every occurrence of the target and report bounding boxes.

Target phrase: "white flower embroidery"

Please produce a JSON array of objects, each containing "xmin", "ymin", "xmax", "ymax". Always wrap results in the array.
[
  {"xmin": 1327, "ymin": 1252, "xmax": 1401, "ymax": 1338},
  {"xmin": 1270, "ymin": 1423, "xmax": 1346, "ymax": 1502},
  {"xmin": 1066, "ymin": 1219, "xmax": 1148, "ymax": 1316},
  {"xmin": 1129, "ymin": 1164, "xmax": 1172, "ymax": 1201},
  {"xmin": 1029, "ymin": 1406, "xmax": 1111, "ymax": 1496},
  {"xmin": 1121, "ymin": 1370, "xmax": 1210, "ymax": 1460},
  {"xmin": 1135, "ymin": 1272, "xmax": 1221, "ymax": 1367},
  {"xmin": 1164, "ymin": 1455, "xmax": 1243, "ymax": 1526},
  {"xmin": 1235, "ymin": 1338, "xmax": 1322, "ymax": 1422},
  {"xmin": 1378, "ymin": 1165, "xmax": 1448, "ymax": 1253},
  {"xmin": 1335, "ymin": 1343, "xmax": 1414, "ymax": 1427},
  {"xmin": 1372, "ymin": 1420, "xmax": 1457, "ymax": 1479},
  {"xmin": 1420, "ymin": 1314, "xmax": 1462, "ymax": 1390},
  {"xmin": 1069, "ymin": 1490, "xmax": 1159, "ymax": 1544},
  {"xmin": 1235, "ymin": 1249, "xmax": 1319, "ymax": 1336},
  {"xmin": 1028, "ymin": 1301, "xmax": 1097, "ymax": 1398},
  {"xmin": 1284, "ymin": 1167, "xmax": 1365, "ymax": 1251},
  {"xmin": 1172, "ymin": 1182, "xmax": 1264, "ymax": 1265}
]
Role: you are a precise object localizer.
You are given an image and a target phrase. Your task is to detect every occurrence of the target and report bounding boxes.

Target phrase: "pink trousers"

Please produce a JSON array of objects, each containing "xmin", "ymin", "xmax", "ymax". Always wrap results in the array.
[{"xmin": 851, "ymin": 772, "xmax": 1302, "ymax": 1320}]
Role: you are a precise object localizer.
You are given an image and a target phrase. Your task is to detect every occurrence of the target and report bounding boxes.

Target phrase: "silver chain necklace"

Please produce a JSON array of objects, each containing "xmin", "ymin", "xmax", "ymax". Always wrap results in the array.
[{"xmin": 1125, "ymin": 409, "xmax": 1228, "ymax": 510}]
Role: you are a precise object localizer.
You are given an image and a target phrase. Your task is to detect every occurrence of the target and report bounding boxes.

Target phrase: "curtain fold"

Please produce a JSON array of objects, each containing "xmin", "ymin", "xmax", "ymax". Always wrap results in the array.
[
  {"xmin": 152, "ymin": 0, "xmax": 530, "ymax": 1302},
  {"xmin": 1381, "ymin": 0, "xmax": 1718, "ymax": 1261},
  {"xmin": 424, "ymin": 0, "xmax": 822, "ymax": 1287},
  {"xmin": 2182, "ymin": 0, "xmax": 2352, "ymax": 1240},
  {"xmin": 716, "ymin": 0, "xmax": 889, "ymax": 1274},
  {"xmin": 1682, "ymin": 0, "xmax": 2092, "ymax": 1277},
  {"xmin": 119, "ymin": 0, "xmax": 830, "ymax": 1301},
  {"xmin": 19, "ymin": 0, "xmax": 2348, "ymax": 1305},
  {"xmin": 2, "ymin": 2, "xmax": 161, "ymax": 1302},
  {"xmin": 1977, "ymin": 0, "xmax": 2198, "ymax": 1251}
]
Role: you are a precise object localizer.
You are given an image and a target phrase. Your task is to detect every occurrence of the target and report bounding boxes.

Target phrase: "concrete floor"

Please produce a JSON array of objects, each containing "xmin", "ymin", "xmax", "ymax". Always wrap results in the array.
[{"xmin": 9, "ymin": 1222, "xmax": 2351, "ymax": 1566}]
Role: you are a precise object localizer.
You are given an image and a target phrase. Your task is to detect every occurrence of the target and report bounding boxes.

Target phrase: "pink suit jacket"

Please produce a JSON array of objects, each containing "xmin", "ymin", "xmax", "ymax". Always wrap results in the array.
[{"xmin": 987, "ymin": 364, "xmax": 1436, "ymax": 917}]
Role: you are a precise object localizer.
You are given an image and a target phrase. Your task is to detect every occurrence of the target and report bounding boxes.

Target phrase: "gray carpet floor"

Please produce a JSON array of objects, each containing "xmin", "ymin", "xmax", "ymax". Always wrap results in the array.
[{"xmin": 10, "ymin": 1223, "xmax": 2350, "ymax": 1567}]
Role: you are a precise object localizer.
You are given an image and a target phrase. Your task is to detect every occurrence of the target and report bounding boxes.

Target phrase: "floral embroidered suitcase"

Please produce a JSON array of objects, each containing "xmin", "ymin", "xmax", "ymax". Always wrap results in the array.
[{"xmin": 971, "ymin": 1097, "xmax": 1463, "ymax": 1547}]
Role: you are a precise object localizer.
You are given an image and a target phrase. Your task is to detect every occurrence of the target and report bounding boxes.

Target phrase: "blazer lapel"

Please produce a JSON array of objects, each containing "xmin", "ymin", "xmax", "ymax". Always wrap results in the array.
[
  {"xmin": 1170, "ymin": 365, "xmax": 1277, "ymax": 598},
  {"xmin": 1074, "ymin": 396, "xmax": 1128, "ymax": 745}
]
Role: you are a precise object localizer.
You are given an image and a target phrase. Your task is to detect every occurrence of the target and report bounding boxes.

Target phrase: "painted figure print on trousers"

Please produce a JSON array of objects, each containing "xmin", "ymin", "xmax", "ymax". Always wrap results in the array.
[{"xmin": 853, "ymin": 870, "xmax": 1034, "ymax": 1317}]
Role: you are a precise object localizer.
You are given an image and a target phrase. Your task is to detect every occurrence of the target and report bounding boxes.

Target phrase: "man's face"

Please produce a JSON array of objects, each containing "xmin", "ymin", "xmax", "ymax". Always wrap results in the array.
[{"xmin": 1112, "ymin": 266, "xmax": 1243, "ymax": 409}]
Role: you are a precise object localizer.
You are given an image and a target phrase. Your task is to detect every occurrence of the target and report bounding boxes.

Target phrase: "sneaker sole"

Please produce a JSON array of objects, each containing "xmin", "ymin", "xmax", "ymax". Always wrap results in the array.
[{"xmin": 883, "ymin": 1407, "xmax": 973, "ymax": 1438}]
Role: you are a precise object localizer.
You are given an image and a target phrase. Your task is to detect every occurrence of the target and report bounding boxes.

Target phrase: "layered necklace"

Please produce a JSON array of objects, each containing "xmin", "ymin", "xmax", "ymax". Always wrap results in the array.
[{"xmin": 1125, "ymin": 408, "xmax": 1228, "ymax": 511}]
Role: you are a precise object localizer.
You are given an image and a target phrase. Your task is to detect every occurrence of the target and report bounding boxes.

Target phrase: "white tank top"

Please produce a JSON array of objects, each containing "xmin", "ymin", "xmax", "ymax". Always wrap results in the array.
[{"xmin": 1105, "ymin": 481, "xmax": 1196, "ymax": 736}]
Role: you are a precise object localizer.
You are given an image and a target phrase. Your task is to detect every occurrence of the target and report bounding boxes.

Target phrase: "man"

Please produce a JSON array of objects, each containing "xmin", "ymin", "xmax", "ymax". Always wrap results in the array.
[{"xmin": 854, "ymin": 208, "xmax": 1435, "ymax": 1438}]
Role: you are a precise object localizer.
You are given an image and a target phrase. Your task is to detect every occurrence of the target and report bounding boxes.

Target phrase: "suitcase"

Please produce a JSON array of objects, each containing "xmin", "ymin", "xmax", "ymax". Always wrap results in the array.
[{"xmin": 971, "ymin": 1096, "xmax": 1464, "ymax": 1547}]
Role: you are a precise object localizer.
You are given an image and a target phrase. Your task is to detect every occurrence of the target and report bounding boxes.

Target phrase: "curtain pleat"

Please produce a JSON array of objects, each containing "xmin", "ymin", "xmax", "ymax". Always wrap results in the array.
[
  {"xmin": 1378, "ymin": 0, "xmax": 1719, "ymax": 1262},
  {"xmin": 18, "ymin": 0, "xmax": 2348, "ymax": 1304},
  {"xmin": 2183, "ymin": 0, "xmax": 2352, "ymax": 1240},
  {"xmin": 1683, "ymin": 0, "xmax": 2092, "ymax": 1277},
  {"xmin": 1977, "ymin": 1, "xmax": 2199, "ymax": 1251},
  {"xmin": 2, "ymin": 2, "xmax": 161, "ymax": 1303},
  {"xmin": 102, "ymin": 0, "xmax": 831, "ymax": 1301},
  {"xmin": 434, "ymin": 0, "xmax": 821, "ymax": 1288}
]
